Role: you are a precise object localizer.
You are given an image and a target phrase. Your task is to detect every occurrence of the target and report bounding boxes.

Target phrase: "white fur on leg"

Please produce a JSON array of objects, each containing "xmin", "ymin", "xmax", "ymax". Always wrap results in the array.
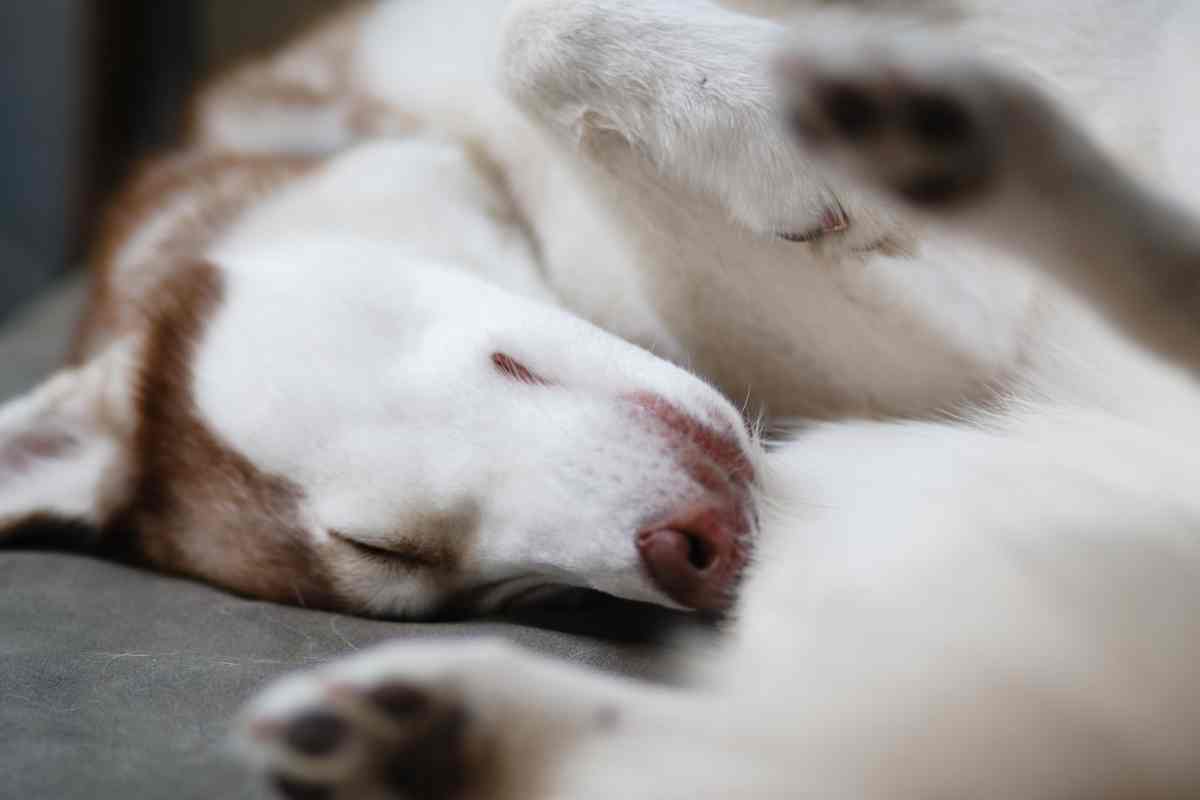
[
  {"xmin": 777, "ymin": 23, "xmax": 1200, "ymax": 372},
  {"xmin": 501, "ymin": 0, "xmax": 893, "ymax": 244}
]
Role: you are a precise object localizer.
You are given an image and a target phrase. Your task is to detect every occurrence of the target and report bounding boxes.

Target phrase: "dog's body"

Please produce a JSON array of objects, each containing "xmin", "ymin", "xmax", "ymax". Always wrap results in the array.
[
  {"xmin": 3, "ymin": 0, "xmax": 1200, "ymax": 795},
  {"xmin": 191, "ymin": 0, "xmax": 1052, "ymax": 424},
  {"xmin": 189, "ymin": 0, "xmax": 1200, "ymax": 437},
  {"xmin": 217, "ymin": 1, "xmax": 1200, "ymax": 797}
]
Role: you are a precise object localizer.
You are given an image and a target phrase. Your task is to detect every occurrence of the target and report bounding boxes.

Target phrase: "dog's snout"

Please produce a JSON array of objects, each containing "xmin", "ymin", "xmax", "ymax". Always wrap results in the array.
[
  {"xmin": 625, "ymin": 392, "xmax": 754, "ymax": 487},
  {"xmin": 626, "ymin": 392, "xmax": 754, "ymax": 611}
]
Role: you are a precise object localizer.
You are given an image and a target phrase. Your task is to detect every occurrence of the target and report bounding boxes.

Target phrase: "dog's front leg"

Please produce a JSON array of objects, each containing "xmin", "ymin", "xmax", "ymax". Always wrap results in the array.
[
  {"xmin": 239, "ymin": 638, "xmax": 733, "ymax": 800},
  {"xmin": 500, "ymin": 0, "xmax": 875, "ymax": 246},
  {"xmin": 776, "ymin": 28, "xmax": 1200, "ymax": 372}
]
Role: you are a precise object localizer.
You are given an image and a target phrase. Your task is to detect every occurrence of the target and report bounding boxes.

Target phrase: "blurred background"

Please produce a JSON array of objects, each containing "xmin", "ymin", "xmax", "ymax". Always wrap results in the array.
[{"xmin": 0, "ymin": 1, "xmax": 353, "ymax": 326}]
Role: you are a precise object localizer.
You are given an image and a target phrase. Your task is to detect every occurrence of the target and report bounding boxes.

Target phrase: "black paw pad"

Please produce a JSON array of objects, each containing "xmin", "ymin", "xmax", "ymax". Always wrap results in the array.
[
  {"xmin": 896, "ymin": 171, "xmax": 973, "ymax": 208},
  {"xmin": 383, "ymin": 706, "xmax": 471, "ymax": 800},
  {"xmin": 819, "ymin": 82, "xmax": 884, "ymax": 141},
  {"xmin": 367, "ymin": 682, "xmax": 432, "ymax": 722},
  {"xmin": 903, "ymin": 91, "xmax": 973, "ymax": 147},
  {"xmin": 285, "ymin": 710, "xmax": 349, "ymax": 758}
]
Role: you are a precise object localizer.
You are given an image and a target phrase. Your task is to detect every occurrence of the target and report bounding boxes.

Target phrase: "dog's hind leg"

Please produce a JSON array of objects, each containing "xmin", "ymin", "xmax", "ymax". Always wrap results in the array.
[{"xmin": 776, "ymin": 30, "xmax": 1200, "ymax": 371}]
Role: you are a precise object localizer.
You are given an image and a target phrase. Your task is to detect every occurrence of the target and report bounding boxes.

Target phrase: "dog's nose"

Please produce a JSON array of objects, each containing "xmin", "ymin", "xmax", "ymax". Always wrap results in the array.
[
  {"xmin": 637, "ymin": 504, "xmax": 746, "ymax": 612},
  {"xmin": 625, "ymin": 391, "xmax": 754, "ymax": 611}
]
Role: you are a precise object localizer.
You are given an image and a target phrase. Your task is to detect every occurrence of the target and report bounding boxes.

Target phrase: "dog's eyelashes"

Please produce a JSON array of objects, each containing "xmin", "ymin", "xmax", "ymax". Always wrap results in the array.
[
  {"xmin": 491, "ymin": 352, "xmax": 552, "ymax": 386},
  {"xmin": 329, "ymin": 530, "xmax": 430, "ymax": 570}
]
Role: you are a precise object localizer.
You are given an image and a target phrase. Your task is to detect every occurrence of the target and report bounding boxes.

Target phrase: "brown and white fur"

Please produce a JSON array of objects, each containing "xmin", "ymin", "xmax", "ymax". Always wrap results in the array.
[
  {"xmin": 0, "ymin": 3, "xmax": 769, "ymax": 618},
  {"xmin": 0, "ymin": 0, "xmax": 1101, "ymax": 617},
  {"xmin": 211, "ymin": 1, "xmax": 1200, "ymax": 798},
  {"xmin": 4, "ymin": 0, "xmax": 1200, "ymax": 794}
]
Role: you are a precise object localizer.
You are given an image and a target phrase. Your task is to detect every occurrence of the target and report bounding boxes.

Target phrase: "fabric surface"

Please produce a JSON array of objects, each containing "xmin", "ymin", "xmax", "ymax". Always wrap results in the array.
[{"xmin": 0, "ymin": 278, "xmax": 689, "ymax": 799}]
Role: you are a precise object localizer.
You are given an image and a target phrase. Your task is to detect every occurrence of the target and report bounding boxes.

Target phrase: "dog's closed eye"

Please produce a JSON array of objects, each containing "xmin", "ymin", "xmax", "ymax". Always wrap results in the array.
[{"xmin": 330, "ymin": 529, "xmax": 433, "ymax": 569}]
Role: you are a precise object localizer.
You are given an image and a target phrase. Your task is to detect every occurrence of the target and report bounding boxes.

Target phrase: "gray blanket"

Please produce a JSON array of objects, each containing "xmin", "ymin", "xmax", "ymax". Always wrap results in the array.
[{"xmin": 0, "ymin": 279, "xmax": 685, "ymax": 799}]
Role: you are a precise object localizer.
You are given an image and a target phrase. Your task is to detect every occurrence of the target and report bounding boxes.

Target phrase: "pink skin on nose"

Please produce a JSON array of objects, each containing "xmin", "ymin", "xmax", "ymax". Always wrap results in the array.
[
  {"xmin": 626, "ymin": 393, "xmax": 754, "ymax": 487},
  {"xmin": 626, "ymin": 392, "xmax": 755, "ymax": 612}
]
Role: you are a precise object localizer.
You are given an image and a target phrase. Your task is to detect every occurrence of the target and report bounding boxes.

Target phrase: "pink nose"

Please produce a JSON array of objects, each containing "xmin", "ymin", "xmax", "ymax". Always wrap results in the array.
[
  {"xmin": 637, "ymin": 506, "xmax": 746, "ymax": 612},
  {"xmin": 627, "ymin": 392, "xmax": 754, "ymax": 612}
]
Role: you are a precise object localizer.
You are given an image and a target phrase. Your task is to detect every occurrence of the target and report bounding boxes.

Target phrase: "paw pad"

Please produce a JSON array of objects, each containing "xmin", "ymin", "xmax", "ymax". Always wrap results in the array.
[
  {"xmin": 284, "ymin": 710, "xmax": 349, "ymax": 758},
  {"xmin": 903, "ymin": 90, "xmax": 974, "ymax": 147},
  {"xmin": 779, "ymin": 46, "xmax": 1001, "ymax": 211},
  {"xmin": 250, "ymin": 680, "xmax": 475, "ymax": 800},
  {"xmin": 820, "ymin": 82, "xmax": 884, "ymax": 141},
  {"xmin": 365, "ymin": 681, "xmax": 433, "ymax": 722}
]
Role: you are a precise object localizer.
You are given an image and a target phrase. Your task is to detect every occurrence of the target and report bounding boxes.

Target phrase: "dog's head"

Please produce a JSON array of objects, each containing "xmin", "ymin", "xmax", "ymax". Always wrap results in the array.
[{"xmin": 0, "ymin": 238, "xmax": 758, "ymax": 617}]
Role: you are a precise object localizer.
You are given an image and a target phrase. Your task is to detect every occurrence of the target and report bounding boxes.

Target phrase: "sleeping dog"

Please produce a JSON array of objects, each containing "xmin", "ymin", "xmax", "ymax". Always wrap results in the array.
[
  {"xmin": 0, "ymin": 4, "xmax": 766, "ymax": 618},
  {"xmin": 4, "ymin": 0, "xmax": 1200, "ymax": 794},
  {"xmin": 0, "ymin": 0, "xmax": 1049, "ymax": 618},
  {"xmin": 0, "ymin": 0, "xmax": 1017, "ymax": 617},
  {"xmin": 231, "ymin": 1, "xmax": 1200, "ymax": 798}
]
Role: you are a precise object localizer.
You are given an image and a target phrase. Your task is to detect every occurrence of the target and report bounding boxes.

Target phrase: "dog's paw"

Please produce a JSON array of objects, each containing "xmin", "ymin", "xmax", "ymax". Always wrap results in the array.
[
  {"xmin": 776, "ymin": 37, "xmax": 1014, "ymax": 213},
  {"xmin": 238, "ymin": 640, "xmax": 625, "ymax": 800},
  {"xmin": 242, "ymin": 667, "xmax": 478, "ymax": 799},
  {"xmin": 239, "ymin": 641, "xmax": 534, "ymax": 800}
]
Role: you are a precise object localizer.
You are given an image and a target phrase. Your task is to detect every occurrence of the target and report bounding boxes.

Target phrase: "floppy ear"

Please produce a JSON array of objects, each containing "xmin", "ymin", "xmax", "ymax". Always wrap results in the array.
[{"xmin": 0, "ymin": 340, "xmax": 140, "ymax": 548}]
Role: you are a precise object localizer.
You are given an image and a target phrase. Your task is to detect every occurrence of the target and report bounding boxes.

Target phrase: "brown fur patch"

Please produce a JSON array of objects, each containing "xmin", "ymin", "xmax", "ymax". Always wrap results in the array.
[
  {"xmin": 73, "ymin": 151, "xmax": 317, "ymax": 364},
  {"xmin": 33, "ymin": 3, "xmax": 442, "ymax": 612},
  {"xmin": 188, "ymin": 2, "xmax": 368, "ymax": 127},
  {"xmin": 187, "ymin": 3, "xmax": 421, "ymax": 154},
  {"xmin": 104, "ymin": 262, "xmax": 339, "ymax": 610}
]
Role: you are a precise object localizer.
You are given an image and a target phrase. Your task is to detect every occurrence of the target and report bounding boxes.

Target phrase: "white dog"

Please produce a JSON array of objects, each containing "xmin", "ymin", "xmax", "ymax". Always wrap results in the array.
[
  {"xmin": 0, "ymin": 6, "xmax": 773, "ymax": 618},
  {"xmin": 2, "ymin": 0, "xmax": 1199, "ymax": 794},
  {"xmin": 224, "ymin": 1, "xmax": 1200, "ymax": 798}
]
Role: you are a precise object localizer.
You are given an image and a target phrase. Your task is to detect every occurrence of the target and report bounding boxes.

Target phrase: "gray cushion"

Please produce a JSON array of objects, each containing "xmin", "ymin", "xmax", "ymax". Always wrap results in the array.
[
  {"xmin": 0, "ymin": 273, "xmax": 86, "ymax": 401},
  {"xmin": 0, "ymin": 277, "xmax": 688, "ymax": 799}
]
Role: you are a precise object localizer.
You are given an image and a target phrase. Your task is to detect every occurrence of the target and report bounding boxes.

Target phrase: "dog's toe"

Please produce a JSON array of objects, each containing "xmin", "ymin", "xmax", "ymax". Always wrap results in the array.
[
  {"xmin": 245, "ymin": 676, "xmax": 480, "ymax": 800},
  {"xmin": 777, "ymin": 39, "xmax": 1003, "ymax": 213},
  {"xmin": 238, "ymin": 640, "xmax": 618, "ymax": 800}
]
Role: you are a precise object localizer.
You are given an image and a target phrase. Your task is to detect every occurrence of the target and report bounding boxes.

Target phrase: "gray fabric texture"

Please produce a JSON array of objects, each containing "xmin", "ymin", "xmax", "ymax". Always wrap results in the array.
[{"xmin": 0, "ymin": 277, "xmax": 687, "ymax": 799}]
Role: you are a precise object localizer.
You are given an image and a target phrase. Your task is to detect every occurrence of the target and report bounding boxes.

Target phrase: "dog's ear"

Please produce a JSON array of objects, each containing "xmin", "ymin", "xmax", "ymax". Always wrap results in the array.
[{"xmin": 0, "ymin": 339, "xmax": 140, "ymax": 549}]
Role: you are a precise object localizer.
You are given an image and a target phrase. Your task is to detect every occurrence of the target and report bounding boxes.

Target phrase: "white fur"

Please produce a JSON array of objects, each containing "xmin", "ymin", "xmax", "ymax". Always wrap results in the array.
[
  {"xmin": 353, "ymin": 0, "xmax": 1040, "ymax": 420},
  {"xmin": 232, "ymin": 0, "xmax": 1200, "ymax": 797},
  {"xmin": 190, "ymin": 137, "xmax": 759, "ymax": 614},
  {"xmin": 2, "ymin": 0, "xmax": 1199, "ymax": 792},
  {"xmin": 0, "ymin": 339, "xmax": 138, "ymax": 528},
  {"xmin": 1, "ymin": 69, "xmax": 759, "ymax": 617}
]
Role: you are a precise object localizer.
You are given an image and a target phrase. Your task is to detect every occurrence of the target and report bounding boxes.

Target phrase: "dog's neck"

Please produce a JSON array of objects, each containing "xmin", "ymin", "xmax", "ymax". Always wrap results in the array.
[{"xmin": 75, "ymin": 153, "xmax": 316, "ymax": 365}]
